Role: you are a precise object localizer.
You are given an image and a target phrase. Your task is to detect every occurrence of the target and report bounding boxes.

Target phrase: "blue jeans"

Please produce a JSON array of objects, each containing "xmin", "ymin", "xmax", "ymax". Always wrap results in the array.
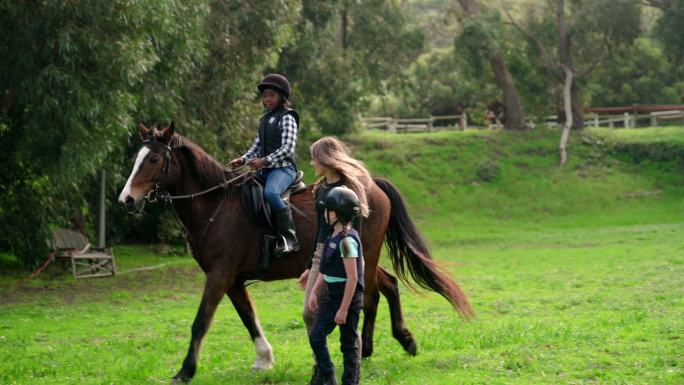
[{"xmin": 261, "ymin": 165, "xmax": 296, "ymax": 210}]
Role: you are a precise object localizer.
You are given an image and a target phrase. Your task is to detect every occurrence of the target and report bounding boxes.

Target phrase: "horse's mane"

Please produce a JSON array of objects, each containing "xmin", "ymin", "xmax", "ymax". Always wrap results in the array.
[{"xmin": 171, "ymin": 135, "xmax": 228, "ymax": 189}]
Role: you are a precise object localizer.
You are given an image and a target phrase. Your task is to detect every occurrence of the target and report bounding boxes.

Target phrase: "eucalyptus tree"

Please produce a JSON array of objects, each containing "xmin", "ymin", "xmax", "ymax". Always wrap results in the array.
[
  {"xmin": 456, "ymin": 0, "xmax": 529, "ymax": 130},
  {"xmin": 278, "ymin": 0, "xmax": 423, "ymax": 134},
  {"xmin": 0, "ymin": 0, "xmax": 299, "ymax": 266},
  {"xmin": 503, "ymin": 0, "xmax": 641, "ymax": 164}
]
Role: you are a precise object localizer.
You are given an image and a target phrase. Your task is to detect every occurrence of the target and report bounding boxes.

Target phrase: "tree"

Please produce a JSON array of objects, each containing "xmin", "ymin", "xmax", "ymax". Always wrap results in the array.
[
  {"xmin": 0, "ymin": 0, "xmax": 300, "ymax": 267},
  {"xmin": 587, "ymin": 37, "xmax": 684, "ymax": 106},
  {"xmin": 456, "ymin": 0, "xmax": 529, "ymax": 130},
  {"xmin": 503, "ymin": 0, "xmax": 641, "ymax": 164},
  {"xmin": 279, "ymin": 0, "xmax": 423, "ymax": 134},
  {"xmin": 647, "ymin": 0, "xmax": 684, "ymax": 66}
]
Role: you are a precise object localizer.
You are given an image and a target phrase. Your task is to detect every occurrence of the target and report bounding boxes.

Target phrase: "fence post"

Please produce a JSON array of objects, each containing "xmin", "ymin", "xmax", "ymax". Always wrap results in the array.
[
  {"xmin": 460, "ymin": 113, "xmax": 467, "ymax": 131},
  {"xmin": 623, "ymin": 112, "xmax": 629, "ymax": 128},
  {"xmin": 594, "ymin": 114, "xmax": 599, "ymax": 128},
  {"xmin": 651, "ymin": 114, "xmax": 657, "ymax": 127},
  {"xmin": 428, "ymin": 116, "xmax": 434, "ymax": 132}
]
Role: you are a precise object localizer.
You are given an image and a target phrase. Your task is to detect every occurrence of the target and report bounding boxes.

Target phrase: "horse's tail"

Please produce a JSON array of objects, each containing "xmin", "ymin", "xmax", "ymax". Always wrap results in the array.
[{"xmin": 373, "ymin": 177, "xmax": 474, "ymax": 320}]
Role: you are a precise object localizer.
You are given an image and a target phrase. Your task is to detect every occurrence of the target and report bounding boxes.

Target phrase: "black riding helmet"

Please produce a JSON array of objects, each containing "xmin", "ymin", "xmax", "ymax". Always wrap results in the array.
[
  {"xmin": 323, "ymin": 186, "xmax": 360, "ymax": 223},
  {"xmin": 257, "ymin": 73, "xmax": 291, "ymax": 99}
]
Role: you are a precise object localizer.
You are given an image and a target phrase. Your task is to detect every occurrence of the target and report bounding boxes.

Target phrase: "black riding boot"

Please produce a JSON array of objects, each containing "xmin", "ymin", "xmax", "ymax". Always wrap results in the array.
[
  {"xmin": 310, "ymin": 370, "xmax": 338, "ymax": 385},
  {"xmin": 274, "ymin": 205, "xmax": 300, "ymax": 255}
]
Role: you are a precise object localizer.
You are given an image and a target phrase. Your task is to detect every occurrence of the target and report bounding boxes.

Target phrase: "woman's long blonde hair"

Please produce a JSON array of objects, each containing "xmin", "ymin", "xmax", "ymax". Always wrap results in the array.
[{"xmin": 311, "ymin": 136, "xmax": 372, "ymax": 217}]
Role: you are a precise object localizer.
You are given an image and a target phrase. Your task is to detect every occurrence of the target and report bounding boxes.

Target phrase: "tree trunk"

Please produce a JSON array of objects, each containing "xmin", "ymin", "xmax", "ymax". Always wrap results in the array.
[
  {"xmin": 557, "ymin": 0, "xmax": 574, "ymax": 165},
  {"xmin": 458, "ymin": 0, "xmax": 528, "ymax": 130},
  {"xmin": 570, "ymin": 85, "xmax": 584, "ymax": 129},
  {"xmin": 341, "ymin": 0, "xmax": 349, "ymax": 50},
  {"xmin": 557, "ymin": 0, "xmax": 583, "ymax": 130},
  {"xmin": 559, "ymin": 65, "xmax": 573, "ymax": 166},
  {"xmin": 489, "ymin": 54, "xmax": 527, "ymax": 130}
]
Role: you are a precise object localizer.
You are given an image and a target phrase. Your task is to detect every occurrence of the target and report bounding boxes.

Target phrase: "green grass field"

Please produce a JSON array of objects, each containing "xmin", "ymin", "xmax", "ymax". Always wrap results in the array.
[{"xmin": 1, "ymin": 127, "xmax": 682, "ymax": 384}]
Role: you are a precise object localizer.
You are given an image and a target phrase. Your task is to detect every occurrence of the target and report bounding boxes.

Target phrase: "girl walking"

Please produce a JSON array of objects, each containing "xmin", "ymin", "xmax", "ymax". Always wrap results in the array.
[{"xmin": 308, "ymin": 187, "xmax": 365, "ymax": 385}]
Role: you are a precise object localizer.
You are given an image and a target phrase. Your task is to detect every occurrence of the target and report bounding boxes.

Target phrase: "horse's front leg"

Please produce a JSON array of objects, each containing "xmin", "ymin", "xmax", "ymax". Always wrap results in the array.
[
  {"xmin": 172, "ymin": 272, "xmax": 229, "ymax": 384},
  {"xmin": 227, "ymin": 282, "xmax": 274, "ymax": 370}
]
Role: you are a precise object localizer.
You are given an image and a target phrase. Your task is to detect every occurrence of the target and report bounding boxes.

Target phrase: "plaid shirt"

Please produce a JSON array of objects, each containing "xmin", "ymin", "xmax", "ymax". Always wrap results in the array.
[{"xmin": 242, "ymin": 113, "xmax": 297, "ymax": 168}]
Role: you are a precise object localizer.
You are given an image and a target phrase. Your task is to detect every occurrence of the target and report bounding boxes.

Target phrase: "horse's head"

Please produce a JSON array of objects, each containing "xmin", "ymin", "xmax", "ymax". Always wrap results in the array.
[{"xmin": 118, "ymin": 122, "xmax": 175, "ymax": 212}]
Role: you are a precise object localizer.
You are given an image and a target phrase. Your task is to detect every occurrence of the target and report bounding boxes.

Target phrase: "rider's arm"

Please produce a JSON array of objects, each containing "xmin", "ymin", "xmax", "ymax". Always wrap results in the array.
[{"xmin": 241, "ymin": 133, "xmax": 260, "ymax": 161}]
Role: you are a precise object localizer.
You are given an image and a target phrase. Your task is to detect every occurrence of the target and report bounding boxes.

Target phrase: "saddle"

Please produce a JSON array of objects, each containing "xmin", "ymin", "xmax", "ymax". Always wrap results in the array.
[
  {"xmin": 240, "ymin": 170, "xmax": 307, "ymax": 277},
  {"xmin": 240, "ymin": 170, "xmax": 307, "ymax": 231}
]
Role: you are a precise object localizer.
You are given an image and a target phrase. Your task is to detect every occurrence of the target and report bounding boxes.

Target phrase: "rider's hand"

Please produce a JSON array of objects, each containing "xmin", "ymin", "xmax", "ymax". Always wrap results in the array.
[
  {"xmin": 298, "ymin": 269, "xmax": 310, "ymax": 290},
  {"xmin": 250, "ymin": 158, "xmax": 268, "ymax": 169},
  {"xmin": 228, "ymin": 157, "xmax": 245, "ymax": 168}
]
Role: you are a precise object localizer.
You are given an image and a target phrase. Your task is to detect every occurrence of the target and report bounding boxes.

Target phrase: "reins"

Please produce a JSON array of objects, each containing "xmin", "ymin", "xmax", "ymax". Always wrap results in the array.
[{"xmin": 157, "ymin": 169, "xmax": 251, "ymax": 201}]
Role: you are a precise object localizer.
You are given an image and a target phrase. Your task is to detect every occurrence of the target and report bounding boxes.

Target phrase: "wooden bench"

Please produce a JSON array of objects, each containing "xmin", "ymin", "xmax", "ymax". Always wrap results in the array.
[{"xmin": 50, "ymin": 228, "xmax": 117, "ymax": 279}]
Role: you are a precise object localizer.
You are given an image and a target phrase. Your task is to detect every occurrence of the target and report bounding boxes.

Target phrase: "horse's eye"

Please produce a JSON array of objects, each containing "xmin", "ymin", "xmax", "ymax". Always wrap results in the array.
[{"xmin": 149, "ymin": 156, "xmax": 159, "ymax": 164}]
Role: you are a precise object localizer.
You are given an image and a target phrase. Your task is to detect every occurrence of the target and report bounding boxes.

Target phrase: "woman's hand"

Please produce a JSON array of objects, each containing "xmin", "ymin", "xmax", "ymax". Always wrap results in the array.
[
  {"xmin": 298, "ymin": 269, "xmax": 310, "ymax": 290},
  {"xmin": 334, "ymin": 308, "xmax": 348, "ymax": 325},
  {"xmin": 250, "ymin": 158, "xmax": 268, "ymax": 169},
  {"xmin": 228, "ymin": 157, "xmax": 245, "ymax": 169},
  {"xmin": 308, "ymin": 293, "xmax": 319, "ymax": 312}
]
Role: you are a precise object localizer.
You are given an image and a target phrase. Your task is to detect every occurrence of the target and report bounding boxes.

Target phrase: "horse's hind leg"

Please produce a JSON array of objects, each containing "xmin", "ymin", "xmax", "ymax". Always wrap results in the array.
[
  {"xmin": 173, "ymin": 272, "xmax": 229, "ymax": 384},
  {"xmin": 361, "ymin": 277, "xmax": 381, "ymax": 358},
  {"xmin": 377, "ymin": 267, "xmax": 417, "ymax": 356},
  {"xmin": 227, "ymin": 282, "xmax": 274, "ymax": 370}
]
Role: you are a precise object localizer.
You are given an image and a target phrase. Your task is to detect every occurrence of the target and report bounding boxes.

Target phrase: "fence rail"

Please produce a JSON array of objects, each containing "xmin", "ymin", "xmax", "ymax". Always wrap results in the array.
[
  {"xmin": 361, "ymin": 114, "xmax": 468, "ymax": 133},
  {"xmin": 584, "ymin": 110, "xmax": 684, "ymax": 128}
]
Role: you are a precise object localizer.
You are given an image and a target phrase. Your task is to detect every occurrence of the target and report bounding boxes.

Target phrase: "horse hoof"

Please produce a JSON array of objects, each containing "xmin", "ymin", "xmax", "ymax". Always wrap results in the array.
[
  {"xmin": 251, "ymin": 362, "xmax": 273, "ymax": 371},
  {"xmin": 361, "ymin": 346, "xmax": 373, "ymax": 358},
  {"xmin": 171, "ymin": 372, "xmax": 191, "ymax": 384},
  {"xmin": 405, "ymin": 340, "xmax": 417, "ymax": 356},
  {"xmin": 397, "ymin": 329, "xmax": 417, "ymax": 356}
]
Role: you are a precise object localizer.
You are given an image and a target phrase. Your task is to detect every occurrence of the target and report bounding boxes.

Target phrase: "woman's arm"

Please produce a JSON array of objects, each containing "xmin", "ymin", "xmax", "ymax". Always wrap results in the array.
[{"xmin": 308, "ymin": 273, "xmax": 325, "ymax": 311}]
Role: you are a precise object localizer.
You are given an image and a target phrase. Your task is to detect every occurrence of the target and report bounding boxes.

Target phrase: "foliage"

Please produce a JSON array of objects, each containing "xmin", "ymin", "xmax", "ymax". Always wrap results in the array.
[
  {"xmin": 653, "ymin": 0, "xmax": 684, "ymax": 65},
  {"xmin": 0, "ymin": 0, "xmax": 298, "ymax": 267},
  {"xmin": 279, "ymin": 0, "xmax": 423, "ymax": 134},
  {"xmin": 586, "ymin": 38, "xmax": 684, "ymax": 106},
  {"xmin": 368, "ymin": 47, "xmax": 488, "ymax": 118}
]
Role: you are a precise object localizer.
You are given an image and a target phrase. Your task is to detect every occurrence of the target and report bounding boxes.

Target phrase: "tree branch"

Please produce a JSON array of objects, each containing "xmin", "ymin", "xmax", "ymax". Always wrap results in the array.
[
  {"xmin": 641, "ymin": 0, "xmax": 673, "ymax": 10},
  {"xmin": 499, "ymin": 0, "xmax": 559, "ymax": 75},
  {"xmin": 575, "ymin": 35, "xmax": 611, "ymax": 78}
]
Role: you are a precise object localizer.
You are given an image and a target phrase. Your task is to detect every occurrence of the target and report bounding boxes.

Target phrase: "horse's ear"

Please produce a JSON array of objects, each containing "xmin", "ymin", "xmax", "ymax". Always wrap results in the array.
[
  {"xmin": 139, "ymin": 122, "xmax": 150, "ymax": 140},
  {"xmin": 161, "ymin": 121, "xmax": 175, "ymax": 145}
]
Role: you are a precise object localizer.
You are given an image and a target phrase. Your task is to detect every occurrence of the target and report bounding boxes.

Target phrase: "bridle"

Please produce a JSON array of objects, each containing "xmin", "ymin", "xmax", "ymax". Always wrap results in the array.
[
  {"xmin": 142, "ymin": 138, "xmax": 251, "ymax": 203},
  {"xmin": 137, "ymin": 137, "xmax": 252, "ymax": 251}
]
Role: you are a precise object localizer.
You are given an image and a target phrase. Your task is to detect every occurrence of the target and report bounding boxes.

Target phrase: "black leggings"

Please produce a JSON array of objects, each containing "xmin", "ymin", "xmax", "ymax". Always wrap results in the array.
[{"xmin": 309, "ymin": 282, "xmax": 364, "ymax": 385}]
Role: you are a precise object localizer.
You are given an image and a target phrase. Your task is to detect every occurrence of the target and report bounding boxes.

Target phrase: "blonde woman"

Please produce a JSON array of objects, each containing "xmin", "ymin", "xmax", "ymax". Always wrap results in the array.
[{"xmin": 299, "ymin": 137, "xmax": 371, "ymax": 340}]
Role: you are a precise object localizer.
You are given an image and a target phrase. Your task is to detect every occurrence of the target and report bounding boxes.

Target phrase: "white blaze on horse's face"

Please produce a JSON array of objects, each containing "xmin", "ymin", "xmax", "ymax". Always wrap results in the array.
[{"xmin": 118, "ymin": 146, "xmax": 151, "ymax": 206}]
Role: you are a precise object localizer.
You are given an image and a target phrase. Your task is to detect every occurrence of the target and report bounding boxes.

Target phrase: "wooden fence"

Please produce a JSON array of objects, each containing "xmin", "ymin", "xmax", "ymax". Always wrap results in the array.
[
  {"xmin": 361, "ymin": 114, "xmax": 468, "ymax": 133},
  {"xmin": 583, "ymin": 110, "xmax": 684, "ymax": 128}
]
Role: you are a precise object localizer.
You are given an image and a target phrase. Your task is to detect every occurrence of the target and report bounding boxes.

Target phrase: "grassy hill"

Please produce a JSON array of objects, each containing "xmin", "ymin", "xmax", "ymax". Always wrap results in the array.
[
  {"xmin": 1, "ymin": 126, "xmax": 682, "ymax": 384},
  {"xmin": 304, "ymin": 126, "xmax": 683, "ymax": 237}
]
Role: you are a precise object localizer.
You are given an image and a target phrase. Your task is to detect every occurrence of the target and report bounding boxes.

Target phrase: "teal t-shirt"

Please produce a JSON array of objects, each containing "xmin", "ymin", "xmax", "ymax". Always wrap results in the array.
[{"xmin": 323, "ymin": 236, "xmax": 359, "ymax": 283}]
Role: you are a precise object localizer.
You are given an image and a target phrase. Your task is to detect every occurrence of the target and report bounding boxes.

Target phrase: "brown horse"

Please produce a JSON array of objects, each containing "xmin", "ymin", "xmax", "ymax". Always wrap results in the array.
[{"xmin": 118, "ymin": 122, "xmax": 473, "ymax": 384}]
